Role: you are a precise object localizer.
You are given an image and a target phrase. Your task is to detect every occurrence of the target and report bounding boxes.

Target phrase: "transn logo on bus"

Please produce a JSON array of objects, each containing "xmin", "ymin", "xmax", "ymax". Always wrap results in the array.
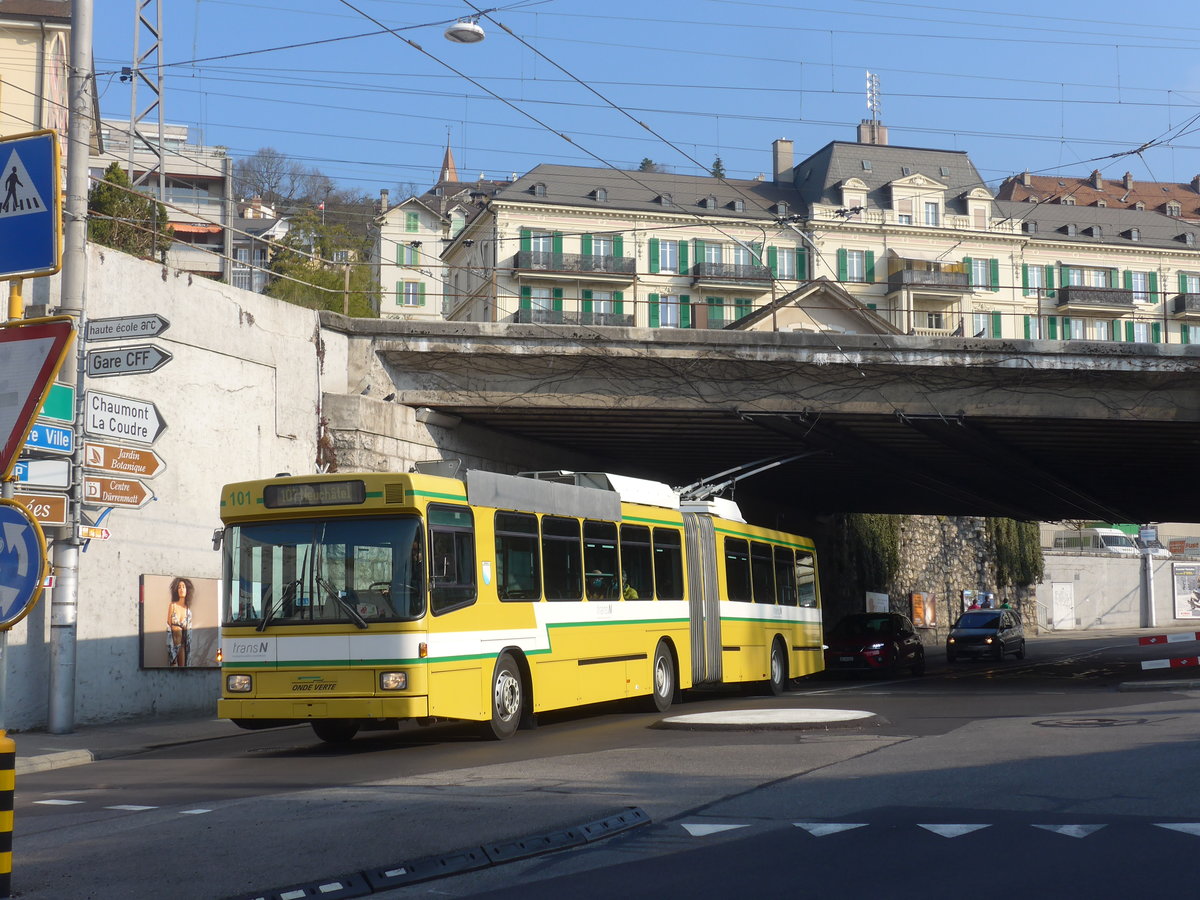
[{"xmin": 227, "ymin": 640, "xmax": 269, "ymax": 657}]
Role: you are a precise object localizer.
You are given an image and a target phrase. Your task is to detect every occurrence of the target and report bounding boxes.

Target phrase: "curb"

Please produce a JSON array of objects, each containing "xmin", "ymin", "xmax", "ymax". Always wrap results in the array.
[
  {"xmin": 16, "ymin": 750, "xmax": 94, "ymax": 775},
  {"xmin": 1117, "ymin": 679, "xmax": 1200, "ymax": 692}
]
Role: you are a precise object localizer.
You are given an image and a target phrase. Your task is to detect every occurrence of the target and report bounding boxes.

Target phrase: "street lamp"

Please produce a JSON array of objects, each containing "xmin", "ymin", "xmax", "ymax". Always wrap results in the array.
[{"xmin": 445, "ymin": 18, "xmax": 486, "ymax": 43}]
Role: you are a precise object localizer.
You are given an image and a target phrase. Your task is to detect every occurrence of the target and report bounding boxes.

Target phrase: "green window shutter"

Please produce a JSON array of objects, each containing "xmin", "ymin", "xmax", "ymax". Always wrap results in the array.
[
  {"xmin": 417, "ymin": 283, "xmax": 426, "ymax": 307},
  {"xmin": 866, "ymin": 302, "xmax": 878, "ymax": 311},
  {"xmin": 1122, "ymin": 270, "xmax": 1133, "ymax": 290},
  {"xmin": 837, "ymin": 248, "xmax": 847, "ymax": 281},
  {"xmin": 797, "ymin": 248, "xmax": 808, "ymax": 280},
  {"xmin": 680, "ymin": 294, "xmax": 691, "ymax": 329},
  {"xmin": 581, "ymin": 234, "xmax": 593, "ymax": 256},
  {"xmin": 520, "ymin": 228, "xmax": 531, "ymax": 253},
  {"xmin": 694, "ymin": 239, "xmax": 705, "ymax": 265},
  {"xmin": 649, "ymin": 238, "xmax": 660, "ymax": 274},
  {"xmin": 1107, "ymin": 269, "xmax": 1117, "ymax": 288},
  {"xmin": 552, "ymin": 232, "xmax": 563, "ymax": 255},
  {"xmin": 1182, "ymin": 324, "xmax": 1191, "ymax": 345},
  {"xmin": 767, "ymin": 245, "xmax": 778, "ymax": 276},
  {"xmin": 707, "ymin": 297, "xmax": 723, "ymax": 326},
  {"xmin": 396, "ymin": 244, "xmax": 403, "ymax": 266},
  {"xmin": 1125, "ymin": 321, "xmax": 1135, "ymax": 342},
  {"xmin": 735, "ymin": 297, "xmax": 752, "ymax": 319},
  {"xmin": 613, "ymin": 234, "xmax": 624, "ymax": 257},
  {"xmin": 648, "ymin": 293, "xmax": 660, "ymax": 328},
  {"xmin": 1149, "ymin": 271, "xmax": 1159, "ymax": 303},
  {"xmin": 989, "ymin": 258, "xmax": 1000, "ymax": 291},
  {"xmin": 552, "ymin": 287, "xmax": 563, "ymax": 312},
  {"xmin": 1179, "ymin": 272, "xmax": 1189, "ymax": 295},
  {"xmin": 1023, "ymin": 315, "xmax": 1032, "ymax": 339},
  {"xmin": 1152, "ymin": 322, "xmax": 1162, "ymax": 343},
  {"xmin": 1062, "ymin": 316, "xmax": 1071, "ymax": 340},
  {"xmin": 406, "ymin": 211, "xmax": 419, "ymax": 232},
  {"xmin": 581, "ymin": 289, "xmax": 593, "ymax": 315},
  {"xmin": 991, "ymin": 311, "xmax": 1002, "ymax": 337},
  {"xmin": 612, "ymin": 290, "xmax": 624, "ymax": 315},
  {"xmin": 1021, "ymin": 263, "xmax": 1029, "ymax": 296},
  {"xmin": 750, "ymin": 242, "xmax": 763, "ymax": 265},
  {"xmin": 678, "ymin": 240, "xmax": 689, "ymax": 274},
  {"xmin": 963, "ymin": 257, "xmax": 974, "ymax": 286},
  {"xmin": 1047, "ymin": 317, "xmax": 1058, "ymax": 340},
  {"xmin": 396, "ymin": 282, "xmax": 403, "ymax": 306},
  {"xmin": 865, "ymin": 250, "xmax": 875, "ymax": 283},
  {"xmin": 1045, "ymin": 265, "xmax": 1056, "ymax": 298},
  {"xmin": 1111, "ymin": 319, "xmax": 1121, "ymax": 341},
  {"xmin": 520, "ymin": 285, "xmax": 532, "ymax": 310}
]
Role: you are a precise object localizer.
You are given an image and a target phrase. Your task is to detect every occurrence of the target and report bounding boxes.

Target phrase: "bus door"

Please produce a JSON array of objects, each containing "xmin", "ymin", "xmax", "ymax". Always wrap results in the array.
[{"xmin": 682, "ymin": 513, "xmax": 721, "ymax": 684}]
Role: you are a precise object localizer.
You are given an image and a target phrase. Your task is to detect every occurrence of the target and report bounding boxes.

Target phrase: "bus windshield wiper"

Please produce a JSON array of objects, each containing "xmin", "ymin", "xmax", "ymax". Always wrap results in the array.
[
  {"xmin": 317, "ymin": 575, "xmax": 369, "ymax": 629},
  {"xmin": 257, "ymin": 579, "xmax": 299, "ymax": 632}
]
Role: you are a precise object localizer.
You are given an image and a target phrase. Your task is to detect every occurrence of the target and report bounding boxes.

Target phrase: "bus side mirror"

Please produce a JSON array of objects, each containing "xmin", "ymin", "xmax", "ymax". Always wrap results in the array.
[{"xmin": 212, "ymin": 528, "xmax": 224, "ymax": 551}]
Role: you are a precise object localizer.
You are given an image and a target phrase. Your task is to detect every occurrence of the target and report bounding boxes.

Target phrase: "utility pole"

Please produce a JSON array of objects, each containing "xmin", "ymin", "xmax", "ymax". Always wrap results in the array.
[{"xmin": 48, "ymin": 0, "xmax": 95, "ymax": 733}]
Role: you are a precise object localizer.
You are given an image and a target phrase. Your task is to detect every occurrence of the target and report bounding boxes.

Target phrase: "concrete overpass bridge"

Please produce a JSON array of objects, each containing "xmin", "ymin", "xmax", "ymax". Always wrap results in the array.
[{"xmin": 325, "ymin": 315, "xmax": 1200, "ymax": 524}]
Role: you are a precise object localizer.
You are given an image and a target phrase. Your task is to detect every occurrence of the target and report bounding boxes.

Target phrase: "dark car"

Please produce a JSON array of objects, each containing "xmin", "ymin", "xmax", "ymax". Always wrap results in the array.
[
  {"xmin": 946, "ymin": 608, "xmax": 1025, "ymax": 662},
  {"xmin": 823, "ymin": 612, "xmax": 925, "ymax": 676}
]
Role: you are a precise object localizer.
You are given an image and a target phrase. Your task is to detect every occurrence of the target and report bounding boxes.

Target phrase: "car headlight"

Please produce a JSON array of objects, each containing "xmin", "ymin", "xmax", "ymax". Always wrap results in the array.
[
  {"xmin": 984, "ymin": 637, "xmax": 994, "ymax": 644},
  {"xmin": 226, "ymin": 674, "xmax": 252, "ymax": 693},
  {"xmin": 947, "ymin": 637, "xmax": 956, "ymax": 644},
  {"xmin": 867, "ymin": 642, "xmax": 886, "ymax": 650},
  {"xmin": 379, "ymin": 671, "xmax": 408, "ymax": 691}
]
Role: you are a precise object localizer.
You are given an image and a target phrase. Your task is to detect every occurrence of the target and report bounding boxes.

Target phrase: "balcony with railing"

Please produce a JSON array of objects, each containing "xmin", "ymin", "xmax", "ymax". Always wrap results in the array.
[
  {"xmin": 1173, "ymin": 293, "xmax": 1200, "ymax": 318},
  {"xmin": 1055, "ymin": 286, "xmax": 1134, "ymax": 311},
  {"xmin": 512, "ymin": 308, "xmax": 635, "ymax": 326},
  {"xmin": 691, "ymin": 261, "xmax": 773, "ymax": 288},
  {"xmin": 512, "ymin": 251, "xmax": 635, "ymax": 281},
  {"xmin": 887, "ymin": 268, "xmax": 970, "ymax": 294}
]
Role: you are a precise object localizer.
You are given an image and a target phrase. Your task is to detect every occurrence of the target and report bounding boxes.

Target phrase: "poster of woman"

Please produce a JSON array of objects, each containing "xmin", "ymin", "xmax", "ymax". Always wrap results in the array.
[{"xmin": 139, "ymin": 574, "xmax": 219, "ymax": 668}]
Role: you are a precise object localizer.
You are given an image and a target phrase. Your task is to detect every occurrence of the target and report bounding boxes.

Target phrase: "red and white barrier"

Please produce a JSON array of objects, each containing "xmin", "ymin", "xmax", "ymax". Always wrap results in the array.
[
  {"xmin": 1138, "ymin": 632, "xmax": 1200, "ymax": 646},
  {"xmin": 1141, "ymin": 656, "xmax": 1200, "ymax": 670}
]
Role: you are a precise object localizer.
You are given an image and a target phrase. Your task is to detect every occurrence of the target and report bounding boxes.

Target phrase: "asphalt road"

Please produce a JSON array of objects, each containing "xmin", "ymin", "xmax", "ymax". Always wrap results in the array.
[{"xmin": 12, "ymin": 629, "xmax": 1200, "ymax": 900}]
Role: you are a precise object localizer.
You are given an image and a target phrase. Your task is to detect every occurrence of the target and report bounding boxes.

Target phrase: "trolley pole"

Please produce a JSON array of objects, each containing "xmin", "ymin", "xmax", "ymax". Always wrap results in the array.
[{"xmin": 47, "ymin": 0, "xmax": 94, "ymax": 734}]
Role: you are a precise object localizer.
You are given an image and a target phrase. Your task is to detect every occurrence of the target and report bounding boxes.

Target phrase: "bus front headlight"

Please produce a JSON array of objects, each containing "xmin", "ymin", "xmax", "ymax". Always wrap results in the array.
[
  {"xmin": 226, "ymin": 674, "xmax": 252, "ymax": 693},
  {"xmin": 379, "ymin": 671, "xmax": 408, "ymax": 691}
]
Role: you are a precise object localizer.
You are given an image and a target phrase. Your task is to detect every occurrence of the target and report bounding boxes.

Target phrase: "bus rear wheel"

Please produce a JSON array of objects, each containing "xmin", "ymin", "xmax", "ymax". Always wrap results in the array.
[
  {"xmin": 311, "ymin": 719, "xmax": 360, "ymax": 744},
  {"xmin": 487, "ymin": 652, "xmax": 524, "ymax": 740},
  {"xmin": 645, "ymin": 641, "xmax": 676, "ymax": 713}
]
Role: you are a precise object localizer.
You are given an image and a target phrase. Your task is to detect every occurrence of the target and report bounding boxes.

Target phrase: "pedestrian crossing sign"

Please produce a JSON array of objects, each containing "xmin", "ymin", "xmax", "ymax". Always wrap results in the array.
[{"xmin": 0, "ymin": 130, "xmax": 61, "ymax": 279}]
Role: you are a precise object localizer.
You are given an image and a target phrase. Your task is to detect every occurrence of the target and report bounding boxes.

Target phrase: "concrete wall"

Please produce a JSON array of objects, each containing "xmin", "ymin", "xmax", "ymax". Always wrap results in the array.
[
  {"xmin": 1035, "ymin": 551, "xmax": 1181, "ymax": 630},
  {"xmin": 9, "ymin": 248, "xmax": 329, "ymax": 729}
]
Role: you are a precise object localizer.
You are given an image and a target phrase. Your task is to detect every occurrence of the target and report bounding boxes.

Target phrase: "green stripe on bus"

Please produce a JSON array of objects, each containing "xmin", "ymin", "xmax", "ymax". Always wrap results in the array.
[
  {"xmin": 714, "ymin": 526, "xmax": 815, "ymax": 552},
  {"xmin": 406, "ymin": 489, "xmax": 468, "ymax": 501},
  {"xmin": 621, "ymin": 514, "xmax": 683, "ymax": 527}
]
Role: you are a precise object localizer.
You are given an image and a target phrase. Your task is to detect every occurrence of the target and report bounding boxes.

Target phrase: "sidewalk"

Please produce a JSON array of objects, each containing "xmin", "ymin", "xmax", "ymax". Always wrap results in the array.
[{"xmin": 8, "ymin": 714, "xmax": 246, "ymax": 775}]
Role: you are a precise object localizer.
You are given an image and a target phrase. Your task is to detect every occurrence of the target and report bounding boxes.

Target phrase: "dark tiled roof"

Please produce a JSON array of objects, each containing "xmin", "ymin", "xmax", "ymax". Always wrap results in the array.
[
  {"xmin": 994, "ymin": 199, "xmax": 1200, "ymax": 250},
  {"xmin": 0, "ymin": 1, "xmax": 70, "ymax": 22},
  {"xmin": 791, "ymin": 141, "xmax": 988, "ymax": 216},
  {"xmin": 494, "ymin": 164, "xmax": 798, "ymax": 219},
  {"xmin": 997, "ymin": 171, "xmax": 1200, "ymax": 219}
]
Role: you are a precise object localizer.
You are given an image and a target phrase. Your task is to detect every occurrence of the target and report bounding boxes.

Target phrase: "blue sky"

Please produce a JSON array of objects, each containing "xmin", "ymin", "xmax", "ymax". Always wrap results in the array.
[{"xmin": 91, "ymin": 0, "xmax": 1200, "ymax": 199}]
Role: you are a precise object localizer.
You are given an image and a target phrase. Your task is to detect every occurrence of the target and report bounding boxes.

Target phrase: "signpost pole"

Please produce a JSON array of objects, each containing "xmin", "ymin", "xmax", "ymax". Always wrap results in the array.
[{"xmin": 47, "ymin": 0, "xmax": 94, "ymax": 736}]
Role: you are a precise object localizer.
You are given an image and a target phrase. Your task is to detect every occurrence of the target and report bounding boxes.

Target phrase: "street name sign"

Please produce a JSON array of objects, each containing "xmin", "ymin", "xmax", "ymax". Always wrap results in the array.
[
  {"xmin": 37, "ymin": 383, "xmax": 74, "ymax": 423},
  {"xmin": 85, "ymin": 314, "xmax": 170, "ymax": 343},
  {"xmin": 0, "ymin": 317, "xmax": 75, "ymax": 477},
  {"xmin": 83, "ymin": 390, "xmax": 167, "ymax": 445},
  {"xmin": 13, "ymin": 459, "xmax": 70, "ymax": 489},
  {"xmin": 86, "ymin": 344, "xmax": 172, "ymax": 378},
  {"xmin": 79, "ymin": 526, "xmax": 110, "ymax": 541},
  {"xmin": 22, "ymin": 421, "xmax": 74, "ymax": 455},
  {"xmin": 83, "ymin": 441, "xmax": 165, "ymax": 479},
  {"xmin": 0, "ymin": 130, "xmax": 61, "ymax": 279},
  {"xmin": 83, "ymin": 475, "xmax": 154, "ymax": 509},
  {"xmin": 14, "ymin": 492, "xmax": 67, "ymax": 527},
  {"xmin": 0, "ymin": 498, "xmax": 48, "ymax": 629}
]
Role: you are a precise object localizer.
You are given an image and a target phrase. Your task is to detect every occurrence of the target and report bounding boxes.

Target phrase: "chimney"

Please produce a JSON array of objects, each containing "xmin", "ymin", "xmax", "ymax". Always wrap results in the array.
[
  {"xmin": 1191, "ymin": 175, "xmax": 1200, "ymax": 193},
  {"xmin": 1123, "ymin": 172, "xmax": 1134, "ymax": 190},
  {"xmin": 857, "ymin": 118, "xmax": 889, "ymax": 145},
  {"xmin": 379, "ymin": 188, "xmax": 389, "ymax": 214},
  {"xmin": 1021, "ymin": 171, "xmax": 1032, "ymax": 187},
  {"xmin": 772, "ymin": 139, "xmax": 794, "ymax": 184},
  {"xmin": 1091, "ymin": 169, "xmax": 1103, "ymax": 189}
]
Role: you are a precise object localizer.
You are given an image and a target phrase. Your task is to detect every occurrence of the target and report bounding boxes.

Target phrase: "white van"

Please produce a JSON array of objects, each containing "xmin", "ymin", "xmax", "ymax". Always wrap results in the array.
[{"xmin": 1053, "ymin": 528, "xmax": 1139, "ymax": 555}]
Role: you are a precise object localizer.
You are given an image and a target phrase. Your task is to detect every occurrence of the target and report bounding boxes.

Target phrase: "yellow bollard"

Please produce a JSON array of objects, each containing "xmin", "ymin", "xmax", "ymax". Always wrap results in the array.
[{"xmin": 0, "ymin": 730, "xmax": 13, "ymax": 898}]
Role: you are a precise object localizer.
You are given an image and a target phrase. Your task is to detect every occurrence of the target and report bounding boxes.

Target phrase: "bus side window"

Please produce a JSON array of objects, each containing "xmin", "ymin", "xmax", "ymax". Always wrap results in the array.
[
  {"xmin": 496, "ymin": 512, "xmax": 541, "ymax": 601},
  {"xmin": 583, "ymin": 521, "xmax": 620, "ymax": 600},
  {"xmin": 750, "ymin": 541, "xmax": 775, "ymax": 604},
  {"xmin": 724, "ymin": 538, "xmax": 751, "ymax": 602},
  {"xmin": 795, "ymin": 551, "xmax": 818, "ymax": 607},
  {"xmin": 542, "ymin": 516, "xmax": 582, "ymax": 601},
  {"xmin": 652, "ymin": 527, "xmax": 684, "ymax": 601},
  {"xmin": 620, "ymin": 524, "xmax": 654, "ymax": 600},
  {"xmin": 428, "ymin": 505, "xmax": 476, "ymax": 615},
  {"xmin": 774, "ymin": 546, "xmax": 797, "ymax": 606}
]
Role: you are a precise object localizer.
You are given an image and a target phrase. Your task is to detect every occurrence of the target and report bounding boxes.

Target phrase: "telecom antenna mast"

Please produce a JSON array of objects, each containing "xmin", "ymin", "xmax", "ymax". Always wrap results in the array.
[{"xmin": 127, "ymin": 0, "xmax": 166, "ymax": 202}]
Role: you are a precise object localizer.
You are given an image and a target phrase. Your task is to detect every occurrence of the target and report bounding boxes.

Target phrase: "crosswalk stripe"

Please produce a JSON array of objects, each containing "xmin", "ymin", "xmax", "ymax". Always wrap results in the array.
[
  {"xmin": 1032, "ymin": 825, "xmax": 1106, "ymax": 838},
  {"xmin": 1155, "ymin": 823, "xmax": 1200, "ymax": 836},
  {"xmin": 682, "ymin": 824, "xmax": 749, "ymax": 837},
  {"xmin": 34, "ymin": 799, "xmax": 84, "ymax": 805},
  {"xmin": 794, "ymin": 823, "xmax": 868, "ymax": 836},
  {"xmin": 918, "ymin": 824, "xmax": 992, "ymax": 838},
  {"xmin": 105, "ymin": 805, "xmax": 157, "ymax": 811}
]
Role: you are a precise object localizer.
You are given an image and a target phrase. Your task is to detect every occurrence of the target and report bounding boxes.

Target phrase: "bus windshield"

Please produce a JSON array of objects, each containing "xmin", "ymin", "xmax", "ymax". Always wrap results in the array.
[{"xmin": 223, "ymin": 515, "xmax": 425, "ymax": 626}]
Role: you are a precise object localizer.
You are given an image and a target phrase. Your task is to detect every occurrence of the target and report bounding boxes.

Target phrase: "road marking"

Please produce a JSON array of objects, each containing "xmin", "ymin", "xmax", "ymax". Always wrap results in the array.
[
  {"xmin": 1156, "ymin": 824, "xmax": 1200, "ymax": 836},
  {"xmin": 682, "ymin": 824, "xmax": 749, "ymax": 837},
  {"xmin": 919, "ymin": 824, "xmax": 992, "ymax": 837},
  {"xmin": 1033, "ymin": 824, "xmax": 1106, "ymax": 838},
  {"xmin": 180, "ymin": 808, "xmax": 212, "ymax": 815},
  {"xmin": 794, "ymin": 823, "xmax": 867, "ymax": 836},
  {"xmin": 34, "ymin": 799, "xmax": 84, "ymax": 806},
  {"xmin": 105, "ymin": 804, "xmax": 157, "ymax": 811}
]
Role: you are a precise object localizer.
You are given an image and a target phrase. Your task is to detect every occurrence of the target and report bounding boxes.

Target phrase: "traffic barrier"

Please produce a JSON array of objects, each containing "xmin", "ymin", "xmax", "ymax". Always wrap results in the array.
[
  {"xmin": 0, "ymin": 730, "xmax": 13, "ymax": 899},
  {"xmin": 1142, "ymin": 656, "xmax": 1200, "ymax": 670},
  {"xmin": 1139, "ymin": 631, "xmax": 1200, "ymax": 646}
]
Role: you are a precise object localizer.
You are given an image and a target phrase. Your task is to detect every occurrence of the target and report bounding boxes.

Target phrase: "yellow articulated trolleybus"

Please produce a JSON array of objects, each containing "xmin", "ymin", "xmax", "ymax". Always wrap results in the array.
[{"xmin": 216, "ymin": 469, "xmax": 823, "ymax": 742}]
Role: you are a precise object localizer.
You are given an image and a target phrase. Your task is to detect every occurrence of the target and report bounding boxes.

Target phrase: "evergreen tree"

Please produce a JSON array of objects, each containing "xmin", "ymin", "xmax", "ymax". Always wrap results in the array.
[
  {"xmin": 87, "ymin": 162, "xmax": 173, "ymax": 260},
  {"xmin": 638, "ymin": 157, "xmax": 661, "ymax": 173},
  {"xmin": 264, "ymin": 211, "xmax": 380, "ymax": 316},
  {"xmin": 710, "ymin": 156, "xmax": 726, "ymax": 178}
]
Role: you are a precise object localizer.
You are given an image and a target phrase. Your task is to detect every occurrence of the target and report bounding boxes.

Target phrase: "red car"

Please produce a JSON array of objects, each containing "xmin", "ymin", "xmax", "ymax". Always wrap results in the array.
[{"xmin": 824, "ymin": 612, "xmax": 926, "ymax": 676}]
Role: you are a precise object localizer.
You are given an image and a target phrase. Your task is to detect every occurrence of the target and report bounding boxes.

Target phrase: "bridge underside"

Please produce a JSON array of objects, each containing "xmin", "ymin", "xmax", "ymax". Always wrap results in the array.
[{"xmin": 333, "ymin": 318, "xmax": 1200, "ymax": 523}]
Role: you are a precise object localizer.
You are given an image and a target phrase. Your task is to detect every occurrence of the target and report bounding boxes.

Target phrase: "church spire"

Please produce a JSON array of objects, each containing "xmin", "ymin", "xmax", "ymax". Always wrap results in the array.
[{"xmin": 438, "ymin": 141, "xmax": 459, "ymax": 184}]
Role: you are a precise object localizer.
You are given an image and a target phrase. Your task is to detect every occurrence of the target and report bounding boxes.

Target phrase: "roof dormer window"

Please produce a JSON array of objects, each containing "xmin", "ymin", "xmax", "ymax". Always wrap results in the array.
[
  {"xmin": 1135, "ymin": 201, "xmax": 1145, "ymax": 211},
  {"xmin": 703, "ymin": 195, "xmax": 717, "ymax": 209},
  {"xmin": 1096, "ymin": 198, "xmax": 1106, "ymax": 207},
  {"xmin": 1184, "ymin": 232, "xmax": 1195, "ymax": 246},
  {"xmin": 1129, "ymin": 228, "xmax": 1140, "ymax": 241},
  {"xmin": 1061, "ymin": 196, "xmax": 1076, "ymax": 206},
  {"xmin": 730, "ymin": 199, "xmax": 745, "ymax": 212},
  {"xmin": 901, "ymin": 166, "xmax": 912, "ymax": 176},
  {"xmin": 1064, "ymin": 223, "xmax": 1077, "ymax": 236},
  {"xmin": 861, "ymin": 160, "xmax": 872, "ymax": 171},
  {"xmin": 1167, "ymin": 201, "xmax": 1182, "ymax": 216},
  {"xmin": 592, "ymin": 187, "xmax": 607, "ymax": 202},
  {"xmin": 775, "ymin": 201, "xmax": 788, "ymax": 216},
  {"xmin": 657, "ymin": 192, "xmax": 673, "ymax": 206},
  {"xmin": 532, "ymin": 182, "xmax": 547, "ymax": 197}
]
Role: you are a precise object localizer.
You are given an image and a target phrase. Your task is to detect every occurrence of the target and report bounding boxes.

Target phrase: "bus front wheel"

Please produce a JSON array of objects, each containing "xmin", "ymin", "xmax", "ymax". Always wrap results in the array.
[
  {"xmin": 645, "ymin": 641, "xmax": 676, "ymax": 713},
  {"xmin": 311, "ymin": 719, "xmax": 360, "ymax": 744},
  {"xmin": 487, "ymin": 652, "xmax": 524, "ymax": 740},
  {"xmin": 766, "ymin": 639, "xmax": 788, "ymax": 696}
]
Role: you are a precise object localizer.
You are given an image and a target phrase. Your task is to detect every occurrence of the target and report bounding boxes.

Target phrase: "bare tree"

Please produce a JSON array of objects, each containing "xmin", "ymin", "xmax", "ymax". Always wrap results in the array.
[{"xmin": 232, "ymin": 147, "xmax": 328, "ymax": 208}]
